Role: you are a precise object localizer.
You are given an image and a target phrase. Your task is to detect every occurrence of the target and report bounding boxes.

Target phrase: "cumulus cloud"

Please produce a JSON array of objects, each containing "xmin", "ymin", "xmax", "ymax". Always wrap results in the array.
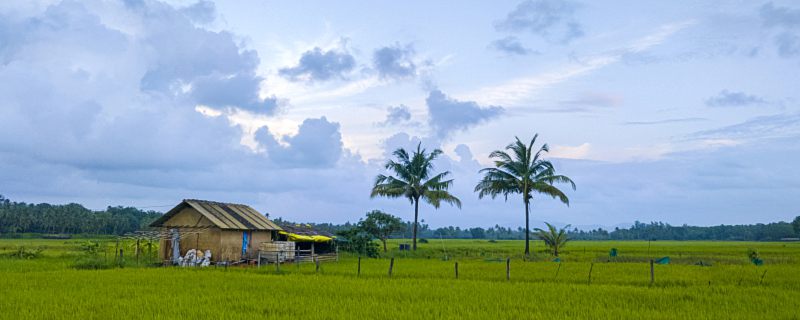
[
  {"xmin": 256, "ymin": 117, "xmax": 344, "ymax": 168},
  {"xmin": 760, "ymin": 2, "xmax": 800, "ymax": 28},
  {"xmin": 426, "ymin": 90, "xmax": 504, "ymax": 138},
  {"xmin": 380, "ymin": 105, "xmax": 412, "ymax": 126},
  {"xmin": 774, "ymin": 32, "xmax": 800, "ymax": 57},
  {"xmin": 279, "ymin": 47, "xmax": 356, "ymax": 82},
  {"xmin": 373, "ymin": 43, "xmax": 417, "ymax": 79},
  {"xmin": 705, "ymin": 90, "xmax": 766, "ymax": 107},
  {"xmin": 760, "ymin": 3, "xmax": 800, "ymax": 58},
  {"xmin": 179, "ymin": 0, "xmax": 216, "ymax": 25},
  {"xmin": 490, "ymin": 36, "xmax": 536, "ymax": 55},
  {"xmin": 495, "ymin": 0, "xmax": 584, "ymax": 44}
]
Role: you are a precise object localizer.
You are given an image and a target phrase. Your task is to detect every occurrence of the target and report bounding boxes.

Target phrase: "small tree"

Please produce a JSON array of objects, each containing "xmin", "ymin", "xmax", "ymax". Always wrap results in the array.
[
  {"xmin": 360, "ymin": 210, "xmax": 405, "ymax": 252},
  {"xmin": 792, "ymin": 216, "xmax": 800, "ymax": 235},
  {"xmin": 534, "ymin": 222, "xmax": 571, "ymax": 257},
  {"xmin": 336, "ymin": 227, "xmax": 380, "ymax": 258}
]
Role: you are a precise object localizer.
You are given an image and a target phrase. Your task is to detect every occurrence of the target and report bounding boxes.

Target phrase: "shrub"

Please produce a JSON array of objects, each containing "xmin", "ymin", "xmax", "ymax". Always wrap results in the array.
[
  {"xmin": 418, "ymin": 238, "xmax": 429, "ymax": 244},
  {"xmin": 73, "ymin": 255, "xmax": 113, "ymax": 270},
  {"xmin": 4, "ymin": 246, "xmax": 43, "ymax": 259},
  {"xmin": 336, "ymin": 228, "xmax": 380, "ymax": 258}
]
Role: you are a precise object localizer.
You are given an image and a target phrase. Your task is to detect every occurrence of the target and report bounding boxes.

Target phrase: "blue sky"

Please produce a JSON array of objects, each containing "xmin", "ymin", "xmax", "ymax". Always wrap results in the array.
[{"xmin": 1, "ymin": 0, "xmax": 798, "ymax": 228}]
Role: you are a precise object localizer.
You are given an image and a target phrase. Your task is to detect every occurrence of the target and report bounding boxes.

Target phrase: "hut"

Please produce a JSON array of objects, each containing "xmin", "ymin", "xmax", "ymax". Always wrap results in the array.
[
  {"xmin": 258, "ymin": 223, "xmax": 338, "ymax": 264},
  {"xmin": 276, "ymin": 223, "xmax": 337, "ymax": 262},
  {"xmin": 149, "ymin": 199, "xmax": 282, "ymax": 264}
]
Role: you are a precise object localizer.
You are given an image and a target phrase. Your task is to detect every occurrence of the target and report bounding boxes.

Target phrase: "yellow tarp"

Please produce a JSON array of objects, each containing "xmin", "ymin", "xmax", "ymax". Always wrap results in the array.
[{"xmin": 278, "ymin": 231, "xmax": 333, "ymax": 242}]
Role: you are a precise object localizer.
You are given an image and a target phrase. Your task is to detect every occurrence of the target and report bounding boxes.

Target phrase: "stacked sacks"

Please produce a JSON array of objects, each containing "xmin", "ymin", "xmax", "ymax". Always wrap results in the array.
[{"xmin": 179, "ymin": 249, "xmax": 212, "ymax": 267}]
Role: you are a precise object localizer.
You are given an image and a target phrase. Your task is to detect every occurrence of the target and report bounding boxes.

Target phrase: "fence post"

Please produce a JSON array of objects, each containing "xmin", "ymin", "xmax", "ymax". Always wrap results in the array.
[
  {"xmin": 315, "ymin": 259, "xmax": 320, "ymax": 273},
  {"xmin": 506, "ymin": 258, "xmax": 510, "ymax": 281},
  {"xmin": 649, "ymin": 259, "xmax": 654, "ymax": 285},
  {"xmin": 136, "ymin": 239, "xmax": 140, "ymax": 265},
  {"xmin": 455, "ymin": 261, "xmax": 459, "ymax": 279},
  {"xmin": 760, "ymin": 270, "xmax": 768, "ymax": 285},
  {"xmin": 357, "ymin": 256, "xmax": 361, "ymax": 276},
  {"xmin": 588, "ymin": 263, "xmax": 594, "ymax": 285},
  {"xmin": 388, "ymin": 258, "xmax": 394, "ymax": 277},
  {"xmin": 276, "ymin": 252, "xmax": 280, "ymax": 272}
]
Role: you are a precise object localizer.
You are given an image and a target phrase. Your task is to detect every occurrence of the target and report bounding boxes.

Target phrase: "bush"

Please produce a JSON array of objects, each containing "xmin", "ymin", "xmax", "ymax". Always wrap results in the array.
[
  {"xmin": 336, "ymin": 228, "xmax": 380, "ymax": 258},
  {"xmin": 73, "ymin": 240, "xmax": 114, "ymax": 269},
  {"xmin": 73, "ymin": 255, "xmax": 113, "ymax": 270},
  {"xmin": 418, "ymin": 238, "xmax": 429, "ymax": 244},
  {"xmin": 3, "ymin": 246, "xmax": 44, "ymax": 259}
]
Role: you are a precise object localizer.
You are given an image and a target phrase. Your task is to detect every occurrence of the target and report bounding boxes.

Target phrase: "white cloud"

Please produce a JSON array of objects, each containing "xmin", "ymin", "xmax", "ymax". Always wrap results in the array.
[
  {"xmin": 550, "ymin": 143, "xmax": 591, "ymax": 159},
  {"xmin": 463, "ymin": 21, "xmax": 694, "ymax": 107}
]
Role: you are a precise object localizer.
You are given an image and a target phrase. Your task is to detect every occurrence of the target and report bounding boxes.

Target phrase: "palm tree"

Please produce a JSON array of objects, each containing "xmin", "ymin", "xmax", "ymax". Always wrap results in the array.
[
  {"xmin": 534, "ymin": 222, "xmax": 570, "ymax": 256},
  {"xmin": 474, "ymin": 134, "xmax": 575, "ymax": 255},
  {"xmin": 371, "ymin": 143, "xmax": 462, "ymax": 250}
]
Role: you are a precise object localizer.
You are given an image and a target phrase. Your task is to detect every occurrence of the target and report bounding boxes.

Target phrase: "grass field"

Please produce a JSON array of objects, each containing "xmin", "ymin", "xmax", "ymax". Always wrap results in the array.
[{"xmin": 1, "ymin": 238, "xmax": 798, "ymax": 319}]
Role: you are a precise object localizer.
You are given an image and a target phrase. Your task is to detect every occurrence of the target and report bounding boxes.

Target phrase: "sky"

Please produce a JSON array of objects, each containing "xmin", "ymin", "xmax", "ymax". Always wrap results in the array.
[{"xmin": 1, "ymin": 0, "xmax": 799, "ymax": 229}]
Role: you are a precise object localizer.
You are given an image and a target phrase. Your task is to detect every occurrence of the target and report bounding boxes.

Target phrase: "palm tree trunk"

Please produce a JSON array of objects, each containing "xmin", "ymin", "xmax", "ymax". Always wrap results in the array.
[
  {"xmin": 524, "ymin": 199, "xmax": 530, "ymax": 255},
  {"xmin": 412, "ymin": 198, "xmax": 420, "ymax": 251}
]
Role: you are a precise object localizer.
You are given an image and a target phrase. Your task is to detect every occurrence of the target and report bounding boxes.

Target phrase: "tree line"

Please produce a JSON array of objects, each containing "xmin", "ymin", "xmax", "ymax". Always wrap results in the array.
[
  {"xmin": 2, "ymin": 194, "xmax": 798, "ymax": 242},
  {"xmin": 0, "ymin": 195, "xmax": 161, "ymax": 236},
  {"xmin": 279, "ymin": 214, "xmax": 800, "ymax": 243}
]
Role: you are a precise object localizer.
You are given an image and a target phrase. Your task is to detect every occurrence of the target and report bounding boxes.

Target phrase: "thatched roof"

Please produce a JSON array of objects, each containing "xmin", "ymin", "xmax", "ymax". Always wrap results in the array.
[{"xmin": 149, "ymin": 199, "xmax": 282, "ymax": 231}]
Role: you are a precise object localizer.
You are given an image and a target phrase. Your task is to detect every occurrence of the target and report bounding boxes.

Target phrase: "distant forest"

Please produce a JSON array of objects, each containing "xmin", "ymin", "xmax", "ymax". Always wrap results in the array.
[
  {"xmin": 1, "ymin": 195, "xmax": 798, "ymax": 241},
  {"xmin": 0, "ymin": 195, "xmax": 161, "ymax": 236},
  {"xmin": 276, "ymin": 217, "xmax": 800, "ymax": 242}
]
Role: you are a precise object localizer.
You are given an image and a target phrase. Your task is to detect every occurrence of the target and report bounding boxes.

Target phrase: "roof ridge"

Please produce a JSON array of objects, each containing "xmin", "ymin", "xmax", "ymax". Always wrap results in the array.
[{"xmin": 184, "ymin": 199, "xmax": 251, "ymax": 208}]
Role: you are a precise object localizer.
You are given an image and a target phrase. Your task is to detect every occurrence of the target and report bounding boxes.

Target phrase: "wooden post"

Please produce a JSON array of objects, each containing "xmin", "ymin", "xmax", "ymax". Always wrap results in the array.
[
  {"xmin": 357, "ymin": 256, "xmax": 362, "ymax": 276},
  {"xmin": 760, "ymin": 270, "xmax": 768, "ymax": 285},
  {"xmin": 315, "ymin": 259, "xmax": 320, "ymax": 273},
  {"xmin": 649, "ymin": 259, "xmax": 655, "ymax": 285},
  {"xmin": 506, "ymin": 258, "xmax": 510, "ymax": 281},
  {"xmin": 455, "ymin": 261, "xmax": 459, "ymax": 279},
  {"xmin": 588, "ymin": 263, "xmax": 594, "ymax": 285},
  {"xmin": 119, "ymin": 249, "xmax": 124, "ymax": 267},
  {"xmin": 554, "ymin": 263, "xmax": 562, "ymax": 279},
  {"xmin": 276, "ymin": 252, "xmax": 280, "ymax": 272},
  {"xmin": 136, "ymin": 239, "xmax": 140, "ymax": 265},
  {"xmin": 388, "ymin": 258, "xmax": 394, "ymax": 277}
]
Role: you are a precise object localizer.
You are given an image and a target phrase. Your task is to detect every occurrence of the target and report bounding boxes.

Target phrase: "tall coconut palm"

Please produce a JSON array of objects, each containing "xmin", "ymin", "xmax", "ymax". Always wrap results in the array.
[
  {"xmin": 371, "ymin": 143, "xmax": 462, "ymax": 250},
  {"xmin": 474, "ymin": 134, "xmax": 575, "ymax": 255},
  {"xmin": 534, "ymin": 222, "xmax": 571, "ymax": 256}
]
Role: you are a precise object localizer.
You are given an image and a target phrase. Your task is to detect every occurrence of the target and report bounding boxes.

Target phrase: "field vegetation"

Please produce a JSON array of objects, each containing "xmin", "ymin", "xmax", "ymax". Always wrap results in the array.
[{"xmin": 1, "ymin": 238, "xmax": 798, "ymax": 319}]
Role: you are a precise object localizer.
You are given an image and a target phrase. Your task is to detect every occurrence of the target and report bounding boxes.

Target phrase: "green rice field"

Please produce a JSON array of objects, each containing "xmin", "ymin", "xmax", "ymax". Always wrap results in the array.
[{"xmin": 1, "ymin": 238, "xmax": 798, "ymax": 319}]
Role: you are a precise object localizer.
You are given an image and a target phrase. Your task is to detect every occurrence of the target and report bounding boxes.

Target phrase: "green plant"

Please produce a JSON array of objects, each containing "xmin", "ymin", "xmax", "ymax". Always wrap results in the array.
[
  {"xmin": 371, "ymin": 143, "xmax": 462, "ymax": 250},
  {"xmin": 5, "ymin": 246, "xmax": 43, "ymax": 259},
  {"xmin": 475, "ymin": 134, "xmax": 575, "ymax": 255},
  {"xmin": 534, "ymin": 223, "xmax": 571, "ymax": 257},
  {"xmin": 360, "ymin": 210, "xmax": 405, "ymax": 252},
  {"xmin": 336, "ymin": 228, "xmax": 380, "ymax": 258}
]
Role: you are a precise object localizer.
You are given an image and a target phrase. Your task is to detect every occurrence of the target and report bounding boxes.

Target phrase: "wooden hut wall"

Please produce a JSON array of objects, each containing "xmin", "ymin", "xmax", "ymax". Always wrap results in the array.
[{"xmin": 155, "ymin": 207, "xmax": 220, "ymax": 262}]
